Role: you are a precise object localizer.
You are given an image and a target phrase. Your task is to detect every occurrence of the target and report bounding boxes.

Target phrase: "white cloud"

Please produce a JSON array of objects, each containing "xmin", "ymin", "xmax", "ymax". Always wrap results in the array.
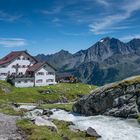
[
  {"xmin": 40, "ymin": 5, "xmax": 63, "ymax": 15},
  {"xmin": 0, "ymin": 11, "xmax": 22, "ymax": 22},
  {"xmin": 123, "ymin": 0, "xmax": 140, "ymax": 14},
  {"xmin": 51, "ymin": 17, "xmax": 62, "ymax": 26},
  {"xmin": 89, "ymin": 0, "xmax": 140, "ymax": 34},
  {"xmin": 0, "ymin": 38, "xmax": 27, "ymax": 48},
  {"xmin": 120, "ymin": 34, "xmax": 140, "ymax": 42},
  {"xmin": 61, "ymin": 31, "xmax": 88, "ymax": 36},
  {"xmin": 96, "ymin": 0, "xmax": 110, "ymax": 7},
  {"xmin": 52, "ymin": 17, "xmax": 60, "ymax": 23}
]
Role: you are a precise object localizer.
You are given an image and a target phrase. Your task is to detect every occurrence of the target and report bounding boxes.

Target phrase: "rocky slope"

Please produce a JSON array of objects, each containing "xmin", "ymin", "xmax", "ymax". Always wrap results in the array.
[
  {"xmin": 36, "ymin": 49, "xmax": 73, "ymax": 70},
  {"xmin": 0, "ymin": 113, "xmax": 23, "ymax": 139},
  {"xmin": 72, "ymin": 76, "xmax": 140, "ymax": 118},
  {"xmin": 36, "ymin": 37, "xmax": 140, "ymax": 85}
]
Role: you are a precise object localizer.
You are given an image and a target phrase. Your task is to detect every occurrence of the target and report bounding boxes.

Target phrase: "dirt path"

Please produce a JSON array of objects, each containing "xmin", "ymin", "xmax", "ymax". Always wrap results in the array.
[{"xmin": 0, "ymin": 113, "xmax": 24, "ymax": 140}]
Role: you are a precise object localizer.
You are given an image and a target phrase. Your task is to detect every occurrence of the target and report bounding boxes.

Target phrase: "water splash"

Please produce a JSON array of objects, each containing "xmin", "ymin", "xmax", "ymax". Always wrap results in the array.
[{"xmin": 50, "ymin": 109, "xmax": 140, "ymax": 140}]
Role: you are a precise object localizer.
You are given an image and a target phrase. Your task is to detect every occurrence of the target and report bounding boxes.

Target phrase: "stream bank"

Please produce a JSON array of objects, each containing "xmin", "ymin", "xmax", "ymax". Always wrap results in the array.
[{"xmin": 16, "ymin": 104, "xmax": 140, "ymax": 140}]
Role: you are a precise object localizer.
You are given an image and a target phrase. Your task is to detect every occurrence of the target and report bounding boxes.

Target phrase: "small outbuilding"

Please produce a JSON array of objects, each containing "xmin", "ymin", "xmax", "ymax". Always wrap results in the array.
[{"xmin": 56, "ymin": 72, "xmax": 79, "ymax": 83}]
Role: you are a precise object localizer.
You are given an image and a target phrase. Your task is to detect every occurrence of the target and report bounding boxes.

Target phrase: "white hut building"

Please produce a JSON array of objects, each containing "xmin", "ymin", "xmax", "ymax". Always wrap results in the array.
[{"xmin": 0, "ymin": 51, "xmax": 56, "ymax": 87}]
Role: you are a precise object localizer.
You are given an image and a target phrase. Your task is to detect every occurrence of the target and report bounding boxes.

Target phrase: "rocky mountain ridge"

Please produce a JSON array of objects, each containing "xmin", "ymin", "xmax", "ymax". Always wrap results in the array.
[{"xmin": 36, "ymin": 37, "xmax": 140, "ymax": 85}]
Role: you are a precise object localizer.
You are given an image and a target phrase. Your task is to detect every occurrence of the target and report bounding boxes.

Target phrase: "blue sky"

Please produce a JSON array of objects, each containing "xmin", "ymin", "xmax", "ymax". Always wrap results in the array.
[{"xmin": 0, "ymin": 0, "xmax": 140, "ymax": 57}]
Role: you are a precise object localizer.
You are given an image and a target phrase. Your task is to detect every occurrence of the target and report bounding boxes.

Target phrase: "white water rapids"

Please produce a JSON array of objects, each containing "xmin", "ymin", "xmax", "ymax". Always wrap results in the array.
[{"xmin": 50, "ymin": 109, "xmax": 140, "ymax": 140}]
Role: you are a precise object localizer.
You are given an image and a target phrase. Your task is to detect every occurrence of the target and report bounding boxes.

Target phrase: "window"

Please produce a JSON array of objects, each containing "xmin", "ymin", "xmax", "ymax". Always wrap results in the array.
[
  {"xmin": 22, "ymin": 65, "xmax": 26, "ymax": 68},
  {"xmin": 12, "ymin": 65, "xmax": 21, "ymax": 68},
  {"xmin": 36, "ymin": 79, "xmax": 43, "ymax": 83},
  {"xmin": 27, "ymin": 58, "xmax": 30, "ymax": 60},
  {"xmin": 0, "ymin": 73, "xmax": 7, "ymax": 76},
  {"xmin": 25, "ymin": 80, "xmax": 28, "ymax": 83},
  {"xmin": 1, "ymin": 65, "xmax": 6, "ymax": 68},
  {"xmin": 17, "ymin": 57, "xmax": 20, "ymax": 60},
  {"xmin": 11, "ymin": 72, "xmax": 16, "ymax": 75},
  {"xmin": 17, "ymin": 81, "xmax": 21, "ymax": 83},
  {"xmin": 48, "ymin": 72, "xmax": 54, "ymax": 75},
  {"xmin": 23, "ymin": 57, "xmax": 26, "ymax": 60},
  {"xmin": 37, "ymin": 72, "xmax": 44, "ymax": 75},
  {"xmin": 19, "ymin": 72, "xmax": 23, "ymax": 75},
  {"xmin": 30, "ymin": 80, "xmax": 34, "ymax": 82},
  {"xmin": 46, "ymin": 79, "xmax": 54, "ymax": 82}
]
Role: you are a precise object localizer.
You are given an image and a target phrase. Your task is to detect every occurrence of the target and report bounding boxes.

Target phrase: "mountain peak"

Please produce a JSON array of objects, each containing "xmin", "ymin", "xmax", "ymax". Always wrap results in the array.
[
  {"xmin": 129, "ymin": 38, "xmax": 140, "ymax": 42},
  {"xmin": 99, "ymin": 37, "xmax": 122, "ymax": 44},
  {"xmin": 99, "ymin": 37, "xmax": 110, "ymax": 43},
  {"xmin": 58, "ymin": 49, "xmax": 71, "ymax": 54},
  {"xmin": 36, "ymin": 37, "xmax": 140, "ymax": 86}
]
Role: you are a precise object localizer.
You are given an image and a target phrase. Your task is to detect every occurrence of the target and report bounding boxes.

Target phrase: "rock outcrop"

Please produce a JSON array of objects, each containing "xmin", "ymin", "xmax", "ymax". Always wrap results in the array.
[{"xmin": 73, "ymin": 76, "xmax": 140, "ymax": 118}]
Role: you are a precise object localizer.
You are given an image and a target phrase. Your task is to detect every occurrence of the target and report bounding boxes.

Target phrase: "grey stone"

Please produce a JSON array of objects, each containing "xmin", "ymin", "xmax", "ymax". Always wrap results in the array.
[
  {"xmin": 35, "ymin": 116, "xmax": 58, "ymax": 132},
  {"xmin": 43, "ymin": 109, "xmax": 53, "ymax": 117},
  {"xmin": 61, "ymin": 134, "xmax": 70, "ymax": 140},
  {"xmin": 24, "ymin": 109, "xmax": 43, "ymax": 120},
  {"xmin": 86, "ymin": 127, "xmax": 101, "ymax": 138}
]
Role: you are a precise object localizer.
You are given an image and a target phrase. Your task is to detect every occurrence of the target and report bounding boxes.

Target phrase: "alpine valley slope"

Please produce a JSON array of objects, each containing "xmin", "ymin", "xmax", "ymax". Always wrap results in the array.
[{"xmin": 36, "ymin": 37, "xmax": 140, "ymax": 86}]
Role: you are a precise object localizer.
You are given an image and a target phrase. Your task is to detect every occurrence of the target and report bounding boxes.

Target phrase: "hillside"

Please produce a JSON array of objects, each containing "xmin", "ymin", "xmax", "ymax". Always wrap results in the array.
[
  {"xmin": 36, "ymin": 37, "xmax": 140, "ymax": 86},
  {"xmin": 0, "ymin": 81, "xmax": 96, "ymax": 104},
  {"xmin": 0, "ymin": 80, "xmax": 96, "ymax": 117}
]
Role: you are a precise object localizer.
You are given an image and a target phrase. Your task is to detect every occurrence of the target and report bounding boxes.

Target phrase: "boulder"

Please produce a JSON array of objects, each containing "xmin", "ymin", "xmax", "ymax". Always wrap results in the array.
[
  {"xmin": 66, "ymin": 121, "xmax": 74, "ymax": 126},
  {"xmin": 59, "ymin": 96, "xmax": 68, "ymax": 103},
  {"xmin": 86, "ymin": 127, "xmax": 101, "ymax": 138},
  {"xmin": 73, "ymin": 76, "xmax": 140, "ymax": 118},
  {"xmin": 61, "ymin": 134, "xmax": 70, "ymax": 140},
  {"xmin": 24, "ymin": 109, "xmax": 43, "ymax": 120},
  {"xmin": 43, "ymin": 109, "xmax": 53, "ymax": 117},
  {"xmin": 35, "ymin": 116, "xmax": 58, "ymax": 132},
  {"xmin": 11, "ymin": 102, "xmax": 20, "ymax": 108}
]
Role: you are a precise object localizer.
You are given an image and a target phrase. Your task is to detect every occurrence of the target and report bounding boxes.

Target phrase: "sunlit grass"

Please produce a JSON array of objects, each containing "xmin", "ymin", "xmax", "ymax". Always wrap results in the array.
[{"xmin": 0, "ymin": 82, "xmax": 96, "ymax": 103}]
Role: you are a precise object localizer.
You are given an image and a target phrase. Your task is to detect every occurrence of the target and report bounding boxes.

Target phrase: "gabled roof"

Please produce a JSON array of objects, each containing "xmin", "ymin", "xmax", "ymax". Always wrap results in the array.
[
  {"xmin": 27, "ymin": 62, "xmax": 56, "ymax": 72},
  {"xmin": 27, "ymin": 62, "xmax": 45, "ymax": 72},
  {"xmin": 0, "ymin": 51, "xmax": 37, "ymax": 65}
]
